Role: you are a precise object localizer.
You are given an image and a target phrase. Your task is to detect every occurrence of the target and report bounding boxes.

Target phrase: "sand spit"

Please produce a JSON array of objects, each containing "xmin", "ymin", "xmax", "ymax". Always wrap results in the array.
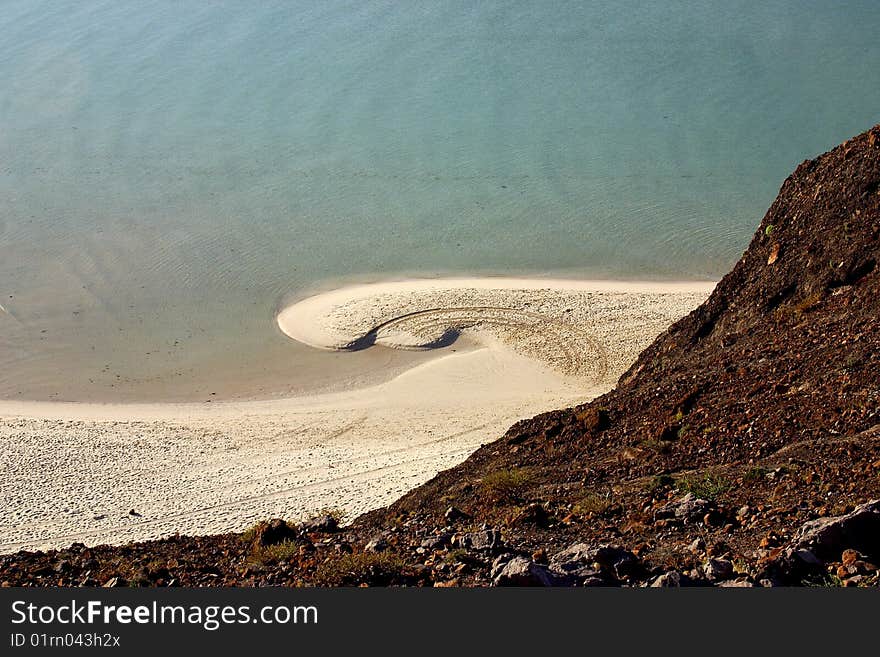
[
  {"xmin": 278, "ymin": 278, "xmax": 714, "ymax": 380},
  {"xmin": 1, "ymin": 278, "xmax": 712, "ymax": 552}
]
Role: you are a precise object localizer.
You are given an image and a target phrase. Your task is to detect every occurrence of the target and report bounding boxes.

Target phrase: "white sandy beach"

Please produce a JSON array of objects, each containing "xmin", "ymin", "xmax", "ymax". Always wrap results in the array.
[{"xmin": 0, "ymin": 278, "xmax": 713, "ymax": 553}]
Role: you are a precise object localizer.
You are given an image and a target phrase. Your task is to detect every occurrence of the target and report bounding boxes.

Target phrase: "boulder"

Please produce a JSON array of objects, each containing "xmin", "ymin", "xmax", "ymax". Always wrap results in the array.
[
  {"xmin": 582, "ymin": 576, "xmax": 607, "ymax": 587},
  {"xmin": 420, "ymin": 534, "xmax": 451, "ymax": 550},
  {"xmin": 550, "ymin": 543, "xmax": 638, "ymax": 579},
  {"xmin": 301, "ymin": 514, "xmax": 339, "ymax": 534},
  {"xmin": 718, "ymin": 579, "xmax": 755, "ymax": 587},
  {"xmin": 493, "ymin": 557, "xmax": 554, "ymax": 587},
  {"xmin": 452, "ymin": 529, "xmax": 502, "ymax": 551},
  {"xmin": 365, "ymin": 536, "xmax": 389, "ymax": 553},
  {"xmin": 444, "ymin": 506, "xmax": 469, "ymax": 522},
  {"xmin": 650, "ymin": 571, "xmax": 683, "ymax": 587},
  {"xmin": 250, "ymin": 519, "xmax": 297, "ymax": 547},
  {"xmin": 703, "ymin": 558, "xmax": 734, "ymax": 581},
  {"xmin": 655, "ymin": 493, "xmax": 712, "ymax": 523},
  {"xmin": 790, "ymin": 500, "xmax": 880, "ymax": 562},
  {"xmin": 792, "ymin": 549, "xmax": 822, "ymax": 567},
  {"xmin": 490, "ymin": 554, "xmax": 514, "ymax": 580}
]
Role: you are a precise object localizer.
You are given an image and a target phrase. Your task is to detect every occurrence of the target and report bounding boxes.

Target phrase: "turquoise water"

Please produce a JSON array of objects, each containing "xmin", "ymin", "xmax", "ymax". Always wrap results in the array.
[{"xmin": 1, "ymin": 1, "xmax": 879, "ymax": 400}]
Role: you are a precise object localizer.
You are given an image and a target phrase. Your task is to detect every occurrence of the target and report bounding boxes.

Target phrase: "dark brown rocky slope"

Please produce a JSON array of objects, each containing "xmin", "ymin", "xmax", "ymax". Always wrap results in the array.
[{"xmin": 4, "ymin": 125, "xmax": 880, "ymax": 587}]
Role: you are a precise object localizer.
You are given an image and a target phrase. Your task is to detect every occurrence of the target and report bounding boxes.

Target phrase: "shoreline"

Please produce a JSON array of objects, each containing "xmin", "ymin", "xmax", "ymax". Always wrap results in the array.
[{"xmin": 1, "ymin": 277, "xmax": 714, "ymax": 553}]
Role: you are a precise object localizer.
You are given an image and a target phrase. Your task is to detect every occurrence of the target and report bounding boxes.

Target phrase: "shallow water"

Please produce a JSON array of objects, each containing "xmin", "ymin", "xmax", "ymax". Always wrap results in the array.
[{"xmin": 1, "ymin": 1, "xmax": 878, "ymax": 400}]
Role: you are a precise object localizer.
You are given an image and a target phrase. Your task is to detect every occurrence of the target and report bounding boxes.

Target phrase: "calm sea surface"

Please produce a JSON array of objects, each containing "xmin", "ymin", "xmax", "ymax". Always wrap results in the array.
[{"xmin": 1, "ymin": 1, "xmax": 878, "ymax": 400}]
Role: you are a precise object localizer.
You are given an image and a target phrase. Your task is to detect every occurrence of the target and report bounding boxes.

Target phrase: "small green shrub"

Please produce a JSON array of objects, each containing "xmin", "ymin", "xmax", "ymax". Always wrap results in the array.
[
  {"xmin": 481, "ymin": 468, "xmax": 535, "ymax": 500},
  {"xmin": 574, "ymin": 493, "xmax": 614, "ymax": 517},
  {"xmin": 802, "ymin": 572, "xmax": 843, "ymax": 588},
  {"xmin": 743, "ymin": 466, "xmax": 769, "ymax": 482},
  {"xmin": 445, "ymin": 549, "xmax": 470, "ymax": 564},
  {"xmin": 313, "ymin": 552, "xmax": 408, "ymax": 587},
  {"xmin": 676, "ymin": 472, "xmax": 731, "ymax": 501},
  {"xmin": 241, "ymin": 522, "xmax": 263, "ymax": 544},
  {"xmin": 642, "ymin": 439, "xmax": 674, "ymax": 455},
  {"xmin": 647, "ymin": 473, "xmax": 675, "ymax": 493},
  {"xmin": 248, "ymin": 540, "xmax": 301, "ymax": 566}
]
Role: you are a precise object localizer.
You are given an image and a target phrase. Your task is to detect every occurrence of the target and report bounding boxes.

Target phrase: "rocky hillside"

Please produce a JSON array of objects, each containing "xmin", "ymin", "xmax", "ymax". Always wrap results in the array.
[{"xmin": 3, "ymin": 125, "xmax": 880, "ymax": 588}]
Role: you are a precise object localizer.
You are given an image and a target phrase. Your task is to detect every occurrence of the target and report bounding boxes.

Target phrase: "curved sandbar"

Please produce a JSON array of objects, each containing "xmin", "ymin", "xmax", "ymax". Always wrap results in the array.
[{"xmin": 277, "ymin": 277, "xmax": 715, "ymax": 383}]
